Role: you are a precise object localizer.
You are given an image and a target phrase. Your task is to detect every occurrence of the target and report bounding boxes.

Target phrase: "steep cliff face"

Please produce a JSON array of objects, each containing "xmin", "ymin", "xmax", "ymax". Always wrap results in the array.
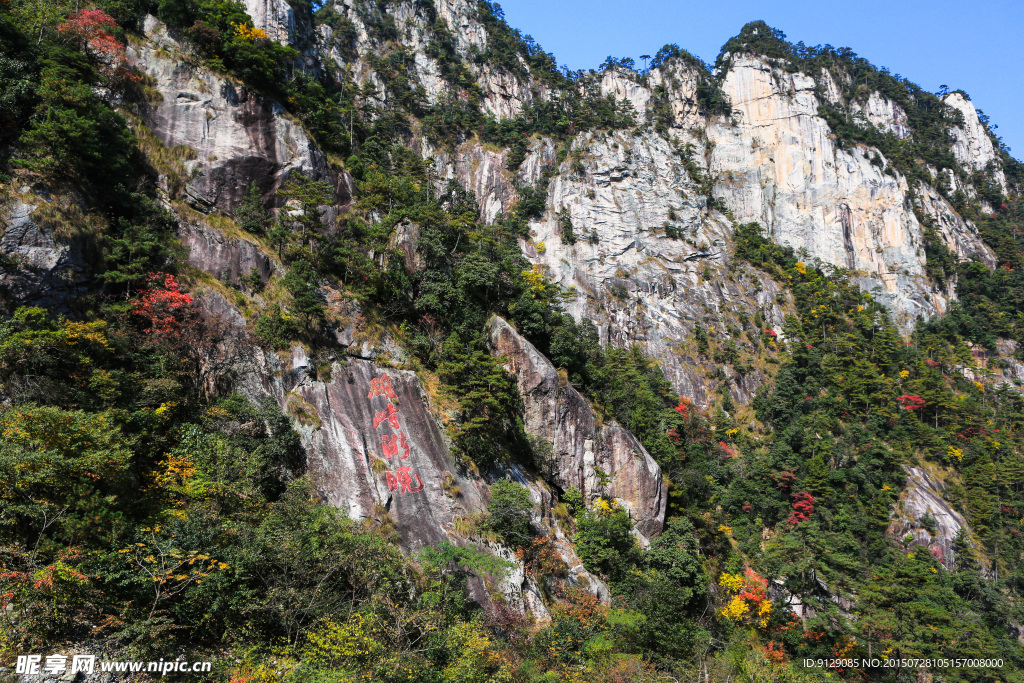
[
  {"xmin": 178, "ymin": 218, "xmax": 277, "ymax": 287},
  {"xmin": 703, "ymin": 54, "xmax": 993, "ymax": 327},
  {"xmin": 514, "ymin": 128, "xmax": 791, "ymax": 408},
  {"xmin": 290, "ymin": 357, "xmax": 485, "ymax": 550},
  {"xmin": 319, "ymin": 0, "xmax": 543, "ymax": 120},
  {"xmin": 130, "ymin": 17, "xmax": 350, "ymax": 212},
  {"xmin": 942, "ymin": 92, "xmax": 1007, "ymax": 194},
  {"xmin": 488, "ymin": 316, "xmax": 666, "ymax": 539},
  {"xmin": 243, "ymin": 0, "xmax": 297, "ymax": 46},
  {"xmin": 115, "ymin": 0, "xmax": 1017, "ymax": 591},
  {"xmin": 179, "ymin": 278, "xmax": 607, "ymax": 611}
]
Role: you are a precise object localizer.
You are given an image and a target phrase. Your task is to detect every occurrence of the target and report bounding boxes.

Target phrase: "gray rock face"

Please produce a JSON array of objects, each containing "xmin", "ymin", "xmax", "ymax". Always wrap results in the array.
[
  {"xmin": 177, "ymin": 272, "xmax": 606, "ymax": 609},
  {"xmin": 0, "ymin": 199, "xmax": 89, "ymax": 308},
  {"xmin": 889, "ymin": 466, "xmax": 968, "ymax": 569},
  {"xmin": 433, "ymin": 142, "xmax": 517, "ymax": 224},
  {"xmin": 131, "ymin": 16, "xmax": 351, "ymax": 213},
  {"xmin": 179, "ymin": 219, "xmax": 276, "ymax": 286},
  {"xmin": 323, "ymin": 0, "xmax": 543, "ymax": 120},
  {"xmin": 704, "ymin": 55, "xmax": 994, "ymax": 328},
  {"xmin": 994, "ymin": 340, "xmax": 1024, "ymax": 391},
  {"xmin": 293, "ymin": 358, "xmax": 487, "ymax": 552},
  {"xmin": 243, "ymin": 0, "xmax": 297, "ymax": 45},
  {"xmin": 507, "ymin": 129, "xmax": 791, "ymax": 408},
  {"xmin": 388, "ymin": 219, "xmax": 424, "ymax": 273},
  {"xmin": 487, "ymin": 316, "xmax": 666, "ymax": 540}
]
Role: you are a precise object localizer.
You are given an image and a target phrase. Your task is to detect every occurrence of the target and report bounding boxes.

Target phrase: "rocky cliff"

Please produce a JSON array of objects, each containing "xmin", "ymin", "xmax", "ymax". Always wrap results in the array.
[
  {"xmin": 7, "ymin": 0, "xmax": 1012, "ymax": 612},
  {"xmin": 131, "ymin": 16, "xmax": 352, "ymax": 211},
  {"xmin": 488, "ymin": 316, "xmax": 666, "ymax": 539},
  {"xmin": 265, "ymin": 0, "xmax": 1006, "ymax": 405}
]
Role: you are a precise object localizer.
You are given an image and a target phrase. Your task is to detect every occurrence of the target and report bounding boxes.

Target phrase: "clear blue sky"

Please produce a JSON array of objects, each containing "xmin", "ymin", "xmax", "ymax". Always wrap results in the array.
[{"xmin": 495, "ymin": 0, "xmax": 1023, "ymax": 159}]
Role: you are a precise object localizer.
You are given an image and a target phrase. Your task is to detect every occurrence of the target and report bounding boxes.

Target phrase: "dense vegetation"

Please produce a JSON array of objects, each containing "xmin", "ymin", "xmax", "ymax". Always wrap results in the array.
[{"xmin": 2, "ymin": 1, "xmax": 1024, "ymax": 682}]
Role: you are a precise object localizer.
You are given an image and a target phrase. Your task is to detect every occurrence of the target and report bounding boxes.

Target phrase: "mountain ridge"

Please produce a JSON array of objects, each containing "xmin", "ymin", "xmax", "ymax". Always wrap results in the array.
[{"xmin": 2, "ymin": 0, "xmax": 1024, "ymax": 679}]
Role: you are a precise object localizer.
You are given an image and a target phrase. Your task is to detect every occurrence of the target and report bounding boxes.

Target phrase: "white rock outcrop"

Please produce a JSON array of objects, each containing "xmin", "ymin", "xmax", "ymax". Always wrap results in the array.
[
  {"xmin": 889, "ymin": 466, "xmax": 969, "ymax": 569},
  {"xmin": 513, "ymin": 129, "xmax": 790, "ymax": 407},
  {"xmin": 324, "ymin": 0, "xmax": 542, "ymax": 119},
  {"xmin": 942, "ymin": 91, "xmax": 1007, "ymax": 193},
  {"xmin": 706, "ymin": 55, "xmax": 993, "ymax": 327}
]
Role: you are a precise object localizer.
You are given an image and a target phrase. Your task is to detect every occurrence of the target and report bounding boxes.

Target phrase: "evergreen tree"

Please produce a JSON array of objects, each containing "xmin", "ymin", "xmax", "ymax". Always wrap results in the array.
[{"xmin": 234, "ymin": 181, "xmax": 272, "ymax": 235}]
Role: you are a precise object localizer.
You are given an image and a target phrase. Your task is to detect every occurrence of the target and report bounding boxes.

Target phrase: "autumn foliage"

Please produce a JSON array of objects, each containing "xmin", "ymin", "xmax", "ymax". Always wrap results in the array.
[
  {"xmin": 719, "ymin": 568, "xmax": 772, "ymax": 627},
  {"xmin": 673, "ymin": 397, "xmax": 691, "ymax": 416},
  {"xmin": 57, "ymin": 10, "xmax": 139, "ymax": 84},
  {"xmin": 132, "ymin": 273, "xmax": 195, "ymax": 336},
  {"xmin": 896, "ymin": 394, "xmax": 926, "ymax": 411},
  {"xmin": 787, "ymin": 490, "xmax": 815, "ymax": 525}
]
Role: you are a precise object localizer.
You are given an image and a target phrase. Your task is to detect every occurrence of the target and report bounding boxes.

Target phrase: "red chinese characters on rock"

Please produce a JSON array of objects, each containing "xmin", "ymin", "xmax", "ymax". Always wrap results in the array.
[
  {"xmin": 380, "ymin": 432, "xmax": 410, "ymax": 460},
  {"xmin": 386, "ymin": 466, "xmax": 424, "ymax": 494},
  {"xmin": 367, "ymin": 374, "xmax": 423, "ymax": 495},
  {"xmin": 368, "ymin": 374, "xmax": 397, "ymax": 400},
  {"xmin": 373, "ymin": 402, "xmax": 401, "ymax": 430}
]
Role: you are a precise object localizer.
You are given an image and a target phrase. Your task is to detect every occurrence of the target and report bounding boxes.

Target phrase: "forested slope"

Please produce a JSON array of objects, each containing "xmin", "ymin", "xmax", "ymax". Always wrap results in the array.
[{"xmin": 1, "ymin": 1, "xmax": 1024, "ymax": 681}]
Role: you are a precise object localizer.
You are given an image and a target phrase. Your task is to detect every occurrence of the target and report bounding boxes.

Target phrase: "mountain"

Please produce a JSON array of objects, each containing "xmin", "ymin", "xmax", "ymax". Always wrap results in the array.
[{"xmin": 2, "ymin": 0, "xmax": 1024, "ymax": 680}]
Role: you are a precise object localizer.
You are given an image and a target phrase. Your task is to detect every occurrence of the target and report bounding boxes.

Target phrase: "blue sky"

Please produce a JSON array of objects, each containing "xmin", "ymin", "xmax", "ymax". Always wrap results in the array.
[{"xmin": 495, "ymin": 0, "xmax": 1023, "ymax": 159}]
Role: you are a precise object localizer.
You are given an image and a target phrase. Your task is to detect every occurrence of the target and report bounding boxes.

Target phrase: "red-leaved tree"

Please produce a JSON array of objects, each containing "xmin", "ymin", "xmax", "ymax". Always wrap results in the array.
[
  {"xmin": 787, "ymin": 490, "xmax": 815, "ymax": 525},
  {"xmin": 673, "ymin": 397, "xmax": 691, "ymax": 417},
  {"xmin": 132, "ymin": 273, "xmax": 195, "ymax": 336},
  {"xmin": 130, "ymin": 273, "xmax": 245, "ymax": 399},
  {"xmin": 57, "ymin": 10, "xmax": 139, "ymax": 85},
  {"xmin": 897, "ymin": 394, "xmax": 926, "ymax": 411}
]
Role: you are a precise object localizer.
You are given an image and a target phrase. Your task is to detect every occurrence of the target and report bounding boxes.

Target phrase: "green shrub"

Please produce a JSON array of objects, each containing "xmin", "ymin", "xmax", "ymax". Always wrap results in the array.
[
  {"xmin": 484, "ymin": 479, "xmax": 534, "ymax": 549},
  {"xmin": 574, "ymin": 500, "xmax": 639, "ymax": 583}
]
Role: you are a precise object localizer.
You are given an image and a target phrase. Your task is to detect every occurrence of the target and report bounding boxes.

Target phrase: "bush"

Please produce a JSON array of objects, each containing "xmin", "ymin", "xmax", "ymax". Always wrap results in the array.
[
  {"xmin": 574, "ymin": 499, "xmax": 640, "ymax": 583},
  {"xmin": 254, "ymin": 304, "xmax": 296, "ymax": 349},
  {"xmin": 484, "ymin": 479, "xmax": 534, "ymax": 549}
]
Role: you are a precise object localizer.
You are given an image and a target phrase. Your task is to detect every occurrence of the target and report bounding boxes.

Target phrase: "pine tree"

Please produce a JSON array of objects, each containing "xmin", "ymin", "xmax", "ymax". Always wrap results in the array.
[{"xmin": 234, "ymin": 181, "xmax": 272, "ymax": 235}]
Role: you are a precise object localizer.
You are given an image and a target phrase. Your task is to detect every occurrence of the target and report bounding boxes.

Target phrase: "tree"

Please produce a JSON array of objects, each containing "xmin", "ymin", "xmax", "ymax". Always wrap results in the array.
[
  {"xmin": 645, "ymin": 517, "xmax": 708, "ymax": 603},
  {"xmin": 484, "ymin": 479, "xmax": 534, "ymax": 549},
  {"xmin": 15, "ymin": 63, "xmax": 136, "ymax": 204},
  {"xmin": 277, "ymin": 171, "xmax": 334, "ymax": 252},
  {"xmin": 131, "ymin": 273, "xmax": 195, "ymax": 337},
  {"xmin": 438, "ymin": 345, "xmax": 526, "ymax": 469},
  {"xmin": 855, "ymin": 552, "xmax": 967, "ymax": 667},
  {"xmin": 233, "ymin": 181, "xmax": 272, "ymax": 235},
  {"xmin": 574, "ymin": 499, "xmax": 640, "ymax": 584},
  {"xmin": 0, "ymin": 404, "xmax": 132, "ymax": 548},
  {"xmin": 56, "ymin": 9, "xmax": 137, "ymax": 85},
  {"xmin": 282, "ymin": 260, "xmax": 324, "ymax": 332},
  {"xmin": 238, "ymin": 478, "xmax": 407, "ymax": 647},
  {"xmin": 418, "ymin": 541, "xmax": 513, "ymax": 622},
  {"xmin": 100, "ymin": 223, "xmax": 173, "ymax": 297}
]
